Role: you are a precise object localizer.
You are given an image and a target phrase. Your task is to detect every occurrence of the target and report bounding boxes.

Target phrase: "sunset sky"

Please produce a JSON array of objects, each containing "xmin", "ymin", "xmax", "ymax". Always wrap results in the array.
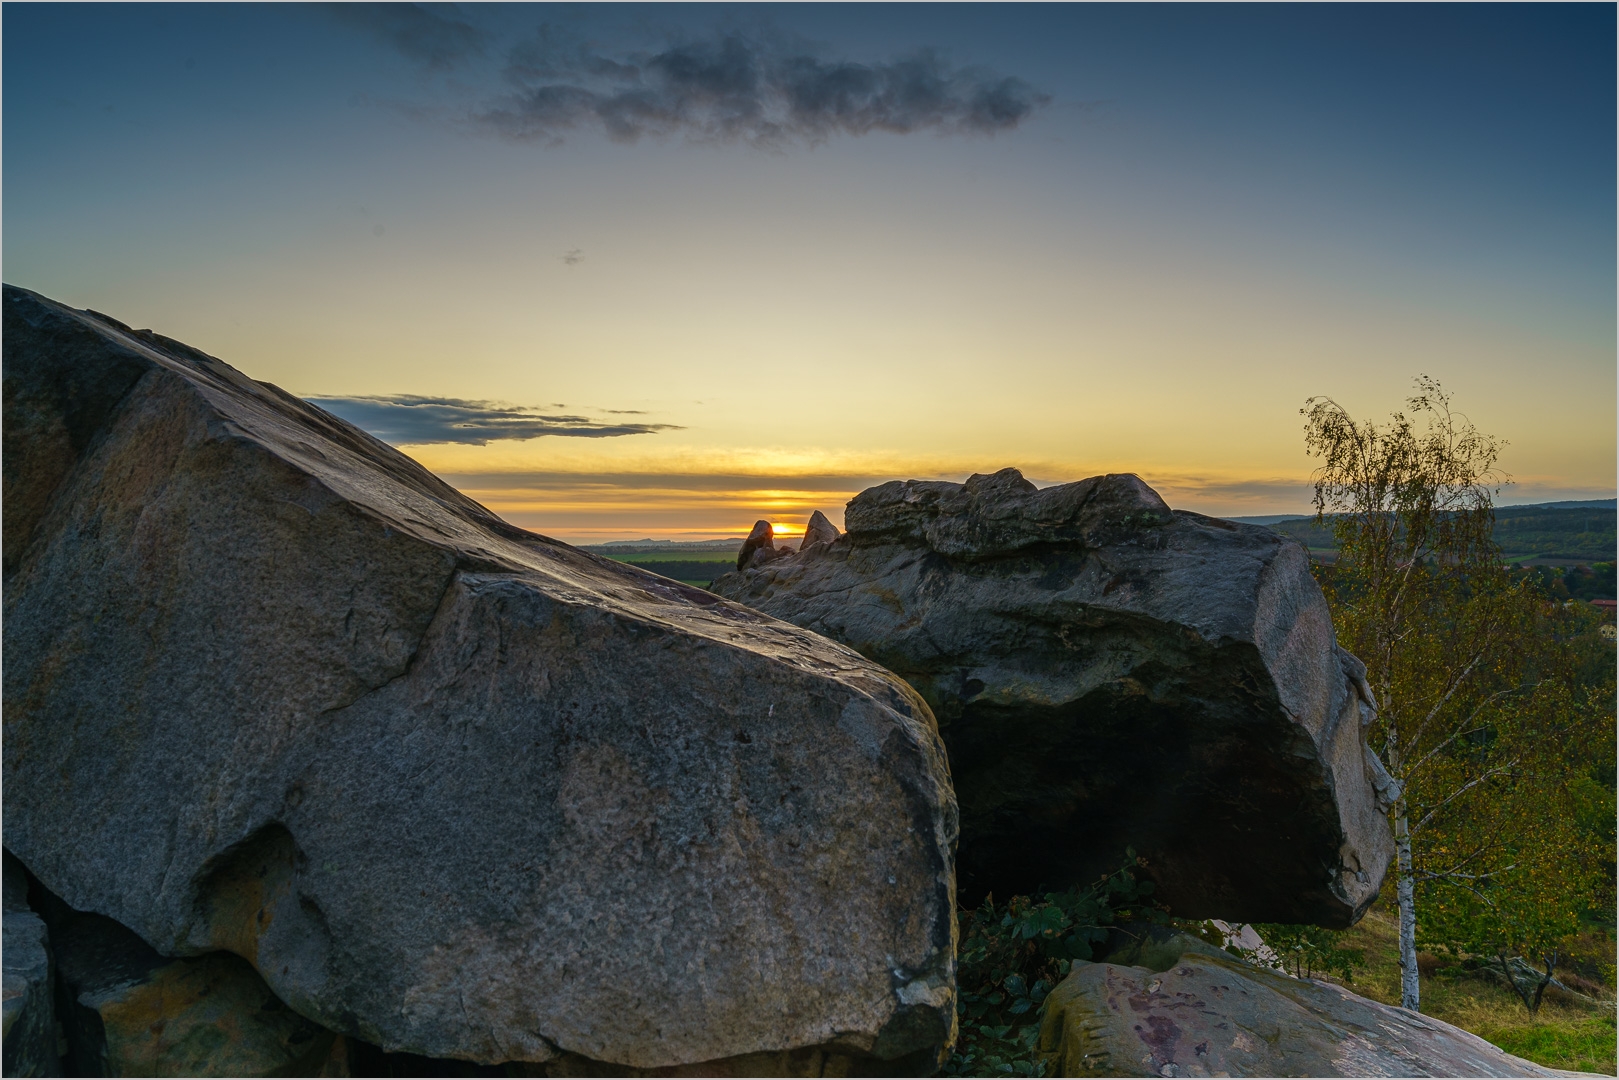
[{"xmin": 6, "ymin": 3, "xmax": 1614, "ymax": 541}]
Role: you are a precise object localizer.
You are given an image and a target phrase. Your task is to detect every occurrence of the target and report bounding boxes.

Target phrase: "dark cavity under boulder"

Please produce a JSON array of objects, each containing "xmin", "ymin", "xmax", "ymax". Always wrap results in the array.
[
  {"xmin": 712, "ymin": 468, "xmax": 1395, "ymax": 927},
  {"xmin": 1, "ymin": 285, "xmax": 957, "ymax": 1073}
]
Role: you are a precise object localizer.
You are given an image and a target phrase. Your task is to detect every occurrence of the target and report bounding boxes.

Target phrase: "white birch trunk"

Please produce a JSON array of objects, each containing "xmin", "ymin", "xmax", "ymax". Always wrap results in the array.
[{"xmin": 1394, "ymin": 800, "xmax": 1420, "ymax": 1011}]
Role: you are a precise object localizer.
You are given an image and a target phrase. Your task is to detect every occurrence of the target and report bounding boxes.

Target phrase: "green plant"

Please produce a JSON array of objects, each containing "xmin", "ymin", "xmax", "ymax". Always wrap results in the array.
[
  {"xmin": 942, "ymin": 854, "xmax": 1157, "ymax": 1077},
  {"xmin": 1421, "ymin": 828, "xmax": 1596, "ymax": 1017},
  {"xmin": 1250, "ymin": 923, "xmax": 1367, "ymax": 982}
]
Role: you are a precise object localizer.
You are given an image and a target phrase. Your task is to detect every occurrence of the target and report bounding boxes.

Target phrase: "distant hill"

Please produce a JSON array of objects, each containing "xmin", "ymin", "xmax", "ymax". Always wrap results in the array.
[
  {"xmin": 1224, "ymin": 514, "xmax": 1307, "ymax": 526},
  {"xmin": 1504, "ymin": 499, "xmax": 1617, "ymax": 510},
  {"xmin": 1242, "ymin": 505, "xmax": 1615, "ymax": 565},
  {"xmin": 584, "ymin": 538, "xmax": 744, "ymax": 555}
]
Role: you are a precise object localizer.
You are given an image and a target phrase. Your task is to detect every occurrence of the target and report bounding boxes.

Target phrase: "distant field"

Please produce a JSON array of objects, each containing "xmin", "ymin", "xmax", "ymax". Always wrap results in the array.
[
  {"xmin": 1264, "ymin": 507, "xmax": 1615, "ymax": 564},
  {"xmin": 611, "ymin": 560, "xmax": 733, "ymax": 586},
  {"xmin": 603, "ymin": 551, "xmax": 737, "ymax": 566}
]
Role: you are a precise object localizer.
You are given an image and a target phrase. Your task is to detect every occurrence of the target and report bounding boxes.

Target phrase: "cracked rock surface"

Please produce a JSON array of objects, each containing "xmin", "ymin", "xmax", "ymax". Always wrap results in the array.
[
  {"xmin": 712, "ymin": 468, "xmax": 1394, "ymax": 927},
  {"xmin": 1, "ymin": 285, "xmax": 957, "ymax": 1071}
]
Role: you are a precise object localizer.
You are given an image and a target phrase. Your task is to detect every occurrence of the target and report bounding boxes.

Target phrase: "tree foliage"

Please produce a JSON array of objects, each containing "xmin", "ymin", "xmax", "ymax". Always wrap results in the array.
[
  {"xmin": 1249, "ymin": 924, "xmax": 1366, "ymax": 982},
  {"xmin": 1302, "ymin": 376, "xmax": 1613, "ymax": 1014}
]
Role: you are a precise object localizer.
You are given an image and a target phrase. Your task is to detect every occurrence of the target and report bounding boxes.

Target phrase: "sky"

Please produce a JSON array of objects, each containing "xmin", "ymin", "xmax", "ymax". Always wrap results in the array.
[{"xmin": 5, "ymin": 3, "xmax": 1614, "ymax": 542}]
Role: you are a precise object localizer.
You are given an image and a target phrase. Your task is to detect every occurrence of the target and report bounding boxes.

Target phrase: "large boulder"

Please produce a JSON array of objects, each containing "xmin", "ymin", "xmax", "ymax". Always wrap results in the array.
[
  {"xmin": 712, "ymin": 468, "xmax": 1395, "ymax": 927},
  {"xmin": 1, "ymin": 285, "xmax": 957, "ymax": 1072},
  {"xmin": 1037, "ymin": 948, "xmax": 1579, "ymax": 1077}
]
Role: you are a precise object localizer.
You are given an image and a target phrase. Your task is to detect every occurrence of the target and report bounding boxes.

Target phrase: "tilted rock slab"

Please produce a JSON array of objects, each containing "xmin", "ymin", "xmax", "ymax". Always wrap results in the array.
[
  {"xmin": 1039, "ymin": 947, "xmax": 1582, "ymax": 1078},
  {"xmin": 713, "ymin": 468, "xmax": 1395, "ymax": 927},
  {"xmin": 1, "ymin": 285, "xmax": 957, "ymax": 1071}
]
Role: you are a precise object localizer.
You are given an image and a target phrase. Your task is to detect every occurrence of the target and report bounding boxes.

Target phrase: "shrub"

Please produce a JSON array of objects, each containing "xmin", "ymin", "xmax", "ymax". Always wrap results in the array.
[{"xmin": 941, "ymin": 854, "xmax": 1157, "ymax": 1077}]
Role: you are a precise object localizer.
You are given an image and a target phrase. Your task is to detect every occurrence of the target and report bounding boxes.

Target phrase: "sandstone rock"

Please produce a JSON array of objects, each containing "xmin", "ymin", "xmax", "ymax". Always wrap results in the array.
[
  {"xmin": 1038, "ymin": 948, "xmax": 1580, "ymax": 1077},
  {"xmin": 2, "ymin": 852, "xmax": 59, "ymax": 1077},
  {"xmin": 1, "ymin": 285, "xmax": 957, "ymax": 1071},
  {"xmin": 712, "ymin": 468, "xmax": 1394, "ymax": 927},
  {"xmin": 799, "ymin": 511, "xmax": 841, "ymax": 552},
  {"xmin": 737, "ymin": 518, "xmax": 776, "ymax": 570},
  {"xmin": 748, "ymin": 543, "xmax": 788, "ymax": 570},
  {"xmin": 47, "ymin": 899, "xmax": 345, "ymax": 1077}
]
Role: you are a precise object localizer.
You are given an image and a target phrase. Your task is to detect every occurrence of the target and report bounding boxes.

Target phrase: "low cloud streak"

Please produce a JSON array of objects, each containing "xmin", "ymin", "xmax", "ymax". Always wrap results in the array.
[
  {"xmin": 480, "ymin": 33, "xmax": 1049, "ymax": 145},
  {"xmin": 307, "ymin": 394, "xmax": 680, "ymax": 445}
]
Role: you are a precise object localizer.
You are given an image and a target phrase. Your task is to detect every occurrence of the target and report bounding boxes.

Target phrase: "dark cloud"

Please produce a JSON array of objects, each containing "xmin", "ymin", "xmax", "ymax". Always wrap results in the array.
[
  {"xmin": 327, "ymin": 3, "xmax": 488, "ymax": 69},
  {"xmin": 306, "ymin": 394, "xmax": 680, "ymax": 445},
  {"xmin": 478, "ymin": 32, "xmax": 1050, "ymax": 145}
]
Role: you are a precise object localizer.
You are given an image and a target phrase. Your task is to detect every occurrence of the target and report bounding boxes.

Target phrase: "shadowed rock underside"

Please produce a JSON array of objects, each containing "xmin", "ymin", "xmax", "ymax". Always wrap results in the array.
[{"xmin": 713, "ymin": 468, "xmax": 1395, "ymax": 927}]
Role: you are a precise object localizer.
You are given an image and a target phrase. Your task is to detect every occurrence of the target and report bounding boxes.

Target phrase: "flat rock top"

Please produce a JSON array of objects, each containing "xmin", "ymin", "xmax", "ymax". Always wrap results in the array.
[
  {"xmin": 843, "ymin": 467, "xmax": 1175, "ymax": 559},
  {"xmin": 729, "ymin": 467, "xmax": 1328, "ymax": 662}
]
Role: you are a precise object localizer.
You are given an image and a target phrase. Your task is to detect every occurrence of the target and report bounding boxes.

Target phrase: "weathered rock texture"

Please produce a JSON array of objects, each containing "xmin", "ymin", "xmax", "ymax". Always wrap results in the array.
[
  {"xmin": 46, "ymin": 901, "xmax": 346, "ymax": 1077},
  {"xmin": 800, "ymin": 511, "xmax": 841, "ymax": 552},
  {"xmin": 1, "ymin": 285, "xmax": 957, "ymax": 1071},
  {"xmin": 2, "ymin": 852, "xmax": 59, "ymax": 1077},
  {"xmin": 712, "ymin": 468, "xmax": 1395, "ymax": 926},
  {"xmin": 1038, "ymin": 947, "xmax": 1581, "ymax": 1077}
]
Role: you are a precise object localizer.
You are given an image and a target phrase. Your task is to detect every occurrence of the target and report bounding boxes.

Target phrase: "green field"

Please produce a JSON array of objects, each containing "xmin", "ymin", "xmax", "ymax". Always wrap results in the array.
[
  {"xmin": 592, "ymin": 554, "xmax": 736, "ymax": 587},
  {"xmin": 1333, "ymin": 904, "xmax": 1617, "ymax": 1074},
  {"xmin": 604, "ymin": 551, "xmax": 737, "ymax": 566}
]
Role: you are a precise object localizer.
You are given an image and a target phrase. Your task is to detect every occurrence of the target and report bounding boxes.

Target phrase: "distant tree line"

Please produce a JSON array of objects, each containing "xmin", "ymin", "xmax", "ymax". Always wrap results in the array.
[{"xmin": 1269, "ymin": 508, "xmax": 1616, "ymax": 570}]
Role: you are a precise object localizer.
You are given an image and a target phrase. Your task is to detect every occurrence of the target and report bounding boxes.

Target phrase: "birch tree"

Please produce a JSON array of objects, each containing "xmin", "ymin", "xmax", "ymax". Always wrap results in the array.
[{"xmin": 1301, "ymin": 376, "xmax": 1539, "ymax": 1013}]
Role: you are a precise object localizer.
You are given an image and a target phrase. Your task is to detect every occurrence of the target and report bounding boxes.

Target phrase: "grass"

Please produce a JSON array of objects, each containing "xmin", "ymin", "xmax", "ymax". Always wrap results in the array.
[
  {"xmin": 1331, "ymin": 904, "xmax": 1617, "ymax": 1075},
  {"xmin": 1479, "ymin": 1017, "xmax": 1618, "ymax": 1074}
]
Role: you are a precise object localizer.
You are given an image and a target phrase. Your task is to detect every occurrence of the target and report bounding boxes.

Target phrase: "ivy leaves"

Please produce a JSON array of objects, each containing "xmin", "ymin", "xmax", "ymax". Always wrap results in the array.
[{"xmin": 942, "ymin": 854, "xmax": 1157, "ymax": 1077}]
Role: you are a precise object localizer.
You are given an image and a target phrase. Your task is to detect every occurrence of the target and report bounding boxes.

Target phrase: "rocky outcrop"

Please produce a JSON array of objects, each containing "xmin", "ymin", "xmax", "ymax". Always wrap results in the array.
[
  {"xmin": 799, "ymin": 511, "xmax": 841, "ymax": 552},
  {"xmin": 2, "ymin": 853, "xmax": 58, "ymax": 1077},
  {"xmin": 1038, "ymin": 946, "xmax": 1579, "ymax": 1077},
  {"xmin": 712, "ymin": 468, "xmax": 1394, "ymax": 927},
  {"xmin": 737, "ymin": 519, "xmax": 778, "ymax": 570},
  {"xmin": 1, "ymin": 285, "xmax": 957, "ymax": 1072}
]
